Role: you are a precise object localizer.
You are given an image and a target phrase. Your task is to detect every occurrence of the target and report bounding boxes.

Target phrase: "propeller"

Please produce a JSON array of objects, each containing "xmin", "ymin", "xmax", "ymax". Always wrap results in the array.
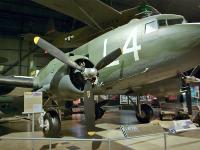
[
  {"xmin": 178, "ymin": 65, "xmax": 200, "ymax": 115},
  {"xmin": 34, "ymin": 37, "xmax": 83, "ymax": 71},
  {"xmin": 34, "ymin": 36, "xmax": 122, "ymax": 135},
  {"xmin": 34, "ymin": 37, "xmax": 122, "ymax": 80},
  {"xmin": 83, "ymin": 80, "xmax": 95, "ymax": 136},
  {"xmin": 190, "ymin": 65, "xmax": 200, "ymax": 77},
  {"xmin": 95, "ymin": 48, "xmax": 122, "ymax": 70}
]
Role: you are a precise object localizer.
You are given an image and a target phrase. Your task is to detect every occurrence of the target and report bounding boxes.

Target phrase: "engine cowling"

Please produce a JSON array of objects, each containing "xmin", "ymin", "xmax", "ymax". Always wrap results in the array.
[{"xmin": 49, "ymin": 56, "xmax": 95, "ymax": 100}]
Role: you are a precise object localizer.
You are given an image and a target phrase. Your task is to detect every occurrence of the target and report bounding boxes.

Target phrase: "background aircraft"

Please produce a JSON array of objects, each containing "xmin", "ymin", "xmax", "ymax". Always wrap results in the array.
[
  {"xmin": 25, "ymin": 0, "xmax": 159, "ymax": 49},
  {"xmin": 0, "ymin": 1, "xmax": 199, "ymax": 137}
]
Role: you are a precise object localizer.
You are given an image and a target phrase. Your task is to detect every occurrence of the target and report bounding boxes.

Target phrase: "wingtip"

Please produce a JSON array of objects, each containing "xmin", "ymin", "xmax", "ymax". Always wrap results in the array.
[{"xmin": 34, "ymin": 36, "xmax": 40, "ymax": 44}]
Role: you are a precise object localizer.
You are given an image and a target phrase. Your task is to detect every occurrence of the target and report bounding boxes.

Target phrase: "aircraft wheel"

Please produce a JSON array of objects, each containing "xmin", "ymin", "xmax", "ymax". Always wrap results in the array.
[
  {"xmin": 43, "ymin": 112, "xmax": 61, "ymax": 137},
  {"xmin": 136, "ymin": 104, "xmax": 153, "ymax": 123},
  {"xmin": 95, "ymin": 106, "xmax": 105, "ymax": 120}
]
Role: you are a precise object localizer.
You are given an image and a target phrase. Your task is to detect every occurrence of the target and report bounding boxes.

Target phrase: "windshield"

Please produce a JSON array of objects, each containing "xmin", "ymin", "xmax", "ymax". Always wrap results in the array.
[
  {"xmin": 145, "ymin": 17, "xmax": 184, "ymax": 34},
  {"xmin": 145, "ymin": 20, "xmax": 158, "ymax": 34},
  {"xmin": 167, "ymin": 18, "xmax": 184, "ymax": 25},
  {"xmin": 158, "ymin": 19, "xmax": 167, "ymax": 27},
  {"xmin": 157, "ymin": 18, "xmax": 184, "ymax": 28}
]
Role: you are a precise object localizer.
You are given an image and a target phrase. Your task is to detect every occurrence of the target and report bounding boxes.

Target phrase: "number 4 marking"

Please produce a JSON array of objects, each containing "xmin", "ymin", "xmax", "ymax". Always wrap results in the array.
[
  {"xmin": 103, "ymin": 27, "xmax": 141, "ymax": 67},
  {"xmin": 123, "ymin": 27, "xmax": 141, "ymax": 61}
]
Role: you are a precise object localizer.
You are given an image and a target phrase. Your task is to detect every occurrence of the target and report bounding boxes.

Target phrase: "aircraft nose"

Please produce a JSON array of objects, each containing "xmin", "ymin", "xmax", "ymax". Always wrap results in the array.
[{"xmin": 170, "ymin": 23, "xmax": 200, "ymax": 50}]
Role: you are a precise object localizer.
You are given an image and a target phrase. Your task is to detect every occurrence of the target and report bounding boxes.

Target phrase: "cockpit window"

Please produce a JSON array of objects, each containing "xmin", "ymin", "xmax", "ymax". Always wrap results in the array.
[
  {"xmin": 158, "ymin": 19, "xmax": 167, "ymax": 27},
  {"xmin": 145, "ymin": 20, "xmax": 158, "ymax": 34},
  {"xmin": 167, "ymin": 18, "xmax": 184, "ymax": 25}
]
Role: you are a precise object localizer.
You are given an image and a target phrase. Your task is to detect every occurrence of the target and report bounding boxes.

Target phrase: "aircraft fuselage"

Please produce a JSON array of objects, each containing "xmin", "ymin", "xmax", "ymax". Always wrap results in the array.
[{"xmin": 35, "ymin": 14, "xmax": 200, "ymax": 99}]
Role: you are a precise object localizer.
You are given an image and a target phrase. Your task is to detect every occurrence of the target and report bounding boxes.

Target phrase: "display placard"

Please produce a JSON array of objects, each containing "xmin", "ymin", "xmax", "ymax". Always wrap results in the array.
[
  {"xmin": 120, "ymin": 95, "xmax": 129, "ymax": 104},
  {"xmin": 24, "ymin": 92, "xmax": 43, "ymax": 113}
]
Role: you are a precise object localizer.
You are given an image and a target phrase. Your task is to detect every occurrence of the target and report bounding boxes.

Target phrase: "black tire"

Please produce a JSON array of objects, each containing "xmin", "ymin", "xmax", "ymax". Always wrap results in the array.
[
  {"xmin": 136, "ymin": 104, "xmax": 153, "ymax": 123},
  {"xmin": 95, "ymin": 106, "xmax": 105, "ymax": 120},
  {"xmin": 43, "ymin": 112, "xmax": 61, "ymax": 137}
]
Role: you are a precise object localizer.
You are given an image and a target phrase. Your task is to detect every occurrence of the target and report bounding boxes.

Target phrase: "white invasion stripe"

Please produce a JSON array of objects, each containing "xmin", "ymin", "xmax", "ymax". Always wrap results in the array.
[
  {"xmin": 106, "ymin": 60, "xmax": 119, "ymax": 68},
  {"xmin": 14, "ymin": 76, "xmax": 34, "ymax": 79},
  {"xmin": 103, "ymin": 39, "xmax": 108, "ymax": 57},
  {"xmin": 185, "ymin": 23, "xmax": 200, "ymax": 25}
]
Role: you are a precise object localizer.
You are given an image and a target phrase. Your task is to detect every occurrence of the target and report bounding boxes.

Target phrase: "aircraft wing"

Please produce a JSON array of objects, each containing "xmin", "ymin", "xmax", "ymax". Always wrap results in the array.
[
  {"xmin": 24, "ymin": 26, "xmax": 110, "ymax": 49},
  {"xmin": 32, "ymin": 0, "xmax": 121, "ymax": 30},
  {"xmin": 0, "ymin": 76, "xmax": 34, "ymax": 87},
  {"xmin": 0, "ymin": 76, "xmax": 34, "ymax": 95},
  {"xmin": 0, "ymin": 76, "xmax": 34, "ymax": 88}
]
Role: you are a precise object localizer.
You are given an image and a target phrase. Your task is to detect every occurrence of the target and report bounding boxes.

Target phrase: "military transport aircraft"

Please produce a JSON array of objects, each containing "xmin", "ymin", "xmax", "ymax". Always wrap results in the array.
[{"xmin": 0, "ymin": 1, "xmax": 200, "ymax": 137}]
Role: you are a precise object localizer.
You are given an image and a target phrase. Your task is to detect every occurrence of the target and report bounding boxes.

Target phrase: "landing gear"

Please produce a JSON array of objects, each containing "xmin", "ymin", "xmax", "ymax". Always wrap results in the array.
[
  {"xmin": 41, "ymin": 98, "xmax": 61, "ymax": 137},
  {"xmin": 136, "ymin": 104, "xmax": 153, "ymax": 123},
  {"xmin": 43, "ymin": 111, "xmax": 61, "ymax": 137}
]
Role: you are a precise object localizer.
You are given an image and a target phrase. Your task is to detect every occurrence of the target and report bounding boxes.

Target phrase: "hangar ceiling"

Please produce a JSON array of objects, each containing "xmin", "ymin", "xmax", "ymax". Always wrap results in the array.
[
  {"xmin": 0, "ymin": 0, "xmax": 199, "ymax": 36},
  {"xmin": 0, "ymin": 0, "xmax": 199, "ymax": 76}
]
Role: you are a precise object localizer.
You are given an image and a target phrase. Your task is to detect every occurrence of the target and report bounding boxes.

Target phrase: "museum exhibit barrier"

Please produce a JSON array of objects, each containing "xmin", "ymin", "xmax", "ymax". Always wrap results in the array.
[
  {"xmin": 0, "ymin": 132, "xmax": 200, "ymax": 150},
  {"xmin": 1, "ymin": 130, "xmax": 200, "ymax": 149},
  {"xmin": 0, "ymin": 132, "xmax": 170, "ymax": 150}
]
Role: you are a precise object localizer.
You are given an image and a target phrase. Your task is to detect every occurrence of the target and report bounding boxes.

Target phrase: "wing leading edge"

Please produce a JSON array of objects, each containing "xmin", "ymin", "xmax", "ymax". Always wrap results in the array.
[
  {"xmin": 0, "ymin": 76, "xmax": 34, "ymax": 88},
  {"xmin": 32, "ymin": 0, "xmax": 121, "ymax": 30}
]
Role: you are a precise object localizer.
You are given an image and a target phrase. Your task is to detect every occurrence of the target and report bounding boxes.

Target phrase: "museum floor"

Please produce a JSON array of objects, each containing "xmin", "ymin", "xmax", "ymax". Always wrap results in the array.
[{"xmin": 0, "ymin": 109, "xmax": 200, "ymax": 150}]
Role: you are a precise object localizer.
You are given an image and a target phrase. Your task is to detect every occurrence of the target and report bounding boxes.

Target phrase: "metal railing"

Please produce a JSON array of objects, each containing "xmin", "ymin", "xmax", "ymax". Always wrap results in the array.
[
  {"xmin": 0, "ymin": 132, "xmax": 167, "ymax": 150},
  {"xmin": 0, "ymin": 132, "xmax": 200, "ymax": 150}
]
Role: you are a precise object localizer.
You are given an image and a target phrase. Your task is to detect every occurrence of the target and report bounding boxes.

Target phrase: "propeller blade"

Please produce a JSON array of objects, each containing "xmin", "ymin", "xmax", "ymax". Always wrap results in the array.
[
  {"xmin": 34, "ymin": 36, "xmax": 83, "ymax": 71},
  {"xmin": 83, "ymin": 80, "xmax": 95, "ymax": 136},
  {"xmin": 185, "ymin": 86, "xmax": 192, "ymax": 115},
  {"xmin": 95, "ymin": 48, "xmax": 122, "ymax": 70},
  {"xmin": 190, "ymin": 65, "xmax": 200, "ymax": 76}
]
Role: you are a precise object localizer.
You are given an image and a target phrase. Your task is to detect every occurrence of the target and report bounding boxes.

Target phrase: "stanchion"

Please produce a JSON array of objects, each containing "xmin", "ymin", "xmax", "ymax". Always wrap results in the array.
[
  {"xmin": 49, "ymin": 139, "xmax": 52, "ymax": 150},
  {"xmin": 32, "ymin": 113, "xmax": 35, "ymax": 150},
  {"xmin": 108, "ymin": 138, "xmax": 111, "ymax": 150},
  {"xmin": 164, "ymin": 133, "xmax": 167, "ymax": 150},
  {"xmin": 22, "ymin": 112, "xmax": 44, "ymax": 150}
]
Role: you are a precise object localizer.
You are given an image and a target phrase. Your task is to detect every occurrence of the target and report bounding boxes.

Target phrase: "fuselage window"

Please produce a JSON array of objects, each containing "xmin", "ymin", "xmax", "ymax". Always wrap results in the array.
[
  {"xmin": 145, "ymin": 20, "xmax": 158, "ymax": 34},
  {"xmin": 158, "ymin": 19, "xmax": 167, "ymax": 27},
  {"xmin": 167, "ymin": 18, "xmax": 184, "ymax": 25}
]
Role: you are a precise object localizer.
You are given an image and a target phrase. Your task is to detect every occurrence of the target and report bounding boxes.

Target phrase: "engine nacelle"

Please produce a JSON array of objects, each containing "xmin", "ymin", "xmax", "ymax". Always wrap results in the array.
[
  {"xmin": 0, "ymin": 85, "xmax": 15, "ymax": 95},
  {"xmin": 49, "ymin": 55, "xmax": 95, "ymax": 100}
]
